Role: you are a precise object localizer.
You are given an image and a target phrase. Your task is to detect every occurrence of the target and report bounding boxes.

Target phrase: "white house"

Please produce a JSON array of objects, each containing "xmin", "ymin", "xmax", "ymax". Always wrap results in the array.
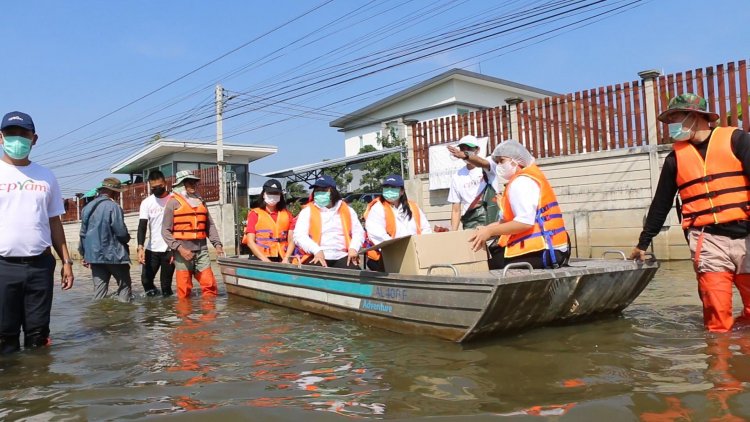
[{"xmin": 330, "ymin": 68, "xmax": 557, "ymax": 157}]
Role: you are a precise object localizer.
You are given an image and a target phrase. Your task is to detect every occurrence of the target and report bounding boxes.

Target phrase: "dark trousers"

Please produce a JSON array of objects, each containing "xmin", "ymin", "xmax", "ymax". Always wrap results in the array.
[
  {"xmin": 141, "ymin": 250, "xmax": 175, "ymax": 295},
  {"xmin": 305, "ymin": 256, "xmax": 359, "ymax": 270},
  {"xmin": 488, "ymin": 246, "xmax": 571, "ymax": 270},
  {"xmin": 0, "ymin": 254, "xmax": 56, "ymax": 353}
]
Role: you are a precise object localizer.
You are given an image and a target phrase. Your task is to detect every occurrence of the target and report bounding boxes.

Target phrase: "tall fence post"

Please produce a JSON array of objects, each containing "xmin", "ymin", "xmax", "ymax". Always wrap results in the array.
[
  {"xmin": 505, "ymin": 97, "xmax": 523, "ymax": 142},
  {"xmin": 407, "ymin": 121, "xmax": 418, "ymax": 179}
]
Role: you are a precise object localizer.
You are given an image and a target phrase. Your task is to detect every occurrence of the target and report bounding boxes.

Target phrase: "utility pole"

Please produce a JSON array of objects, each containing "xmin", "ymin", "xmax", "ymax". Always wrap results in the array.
[{"xmin": 216, "ymin": 84, "xmax": 226, "ymax": 206}]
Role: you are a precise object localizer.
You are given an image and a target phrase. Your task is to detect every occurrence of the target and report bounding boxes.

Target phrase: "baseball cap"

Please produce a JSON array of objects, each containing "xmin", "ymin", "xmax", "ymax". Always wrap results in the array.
[
  {"xmin": 263, "ymin": 179, "xmax": 283, "ymax": 193},
  {"xmin": 312, "ymin": 175, "xmax": 336, "ymax": 189},
  {"xmin": 382, "ymin": 174, "xmax": 404, "ymax": 187},
  {"xmin": 1, "ymin": 111, "xmax": 35, "ymax": 132},
  {"xmin": 457, "ymin": 134, "xmax": 479, "ymax": 149}
]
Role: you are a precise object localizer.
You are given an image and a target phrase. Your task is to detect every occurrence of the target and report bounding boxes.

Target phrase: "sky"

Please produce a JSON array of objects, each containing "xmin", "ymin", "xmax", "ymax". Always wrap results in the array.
[{"xmin": 1, "ymin": 0, "xmax": 748, "ymax": 197}]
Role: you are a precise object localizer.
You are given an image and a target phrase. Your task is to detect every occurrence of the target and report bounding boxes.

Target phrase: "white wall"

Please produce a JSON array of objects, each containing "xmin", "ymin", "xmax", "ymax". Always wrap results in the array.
[
  {"xmin": 410, "ymin": 145, "xmax": 688, "ymax": 261},
  {"xmin": 63, "ymin": 201, "xmax": 237, "ymax": 261}
]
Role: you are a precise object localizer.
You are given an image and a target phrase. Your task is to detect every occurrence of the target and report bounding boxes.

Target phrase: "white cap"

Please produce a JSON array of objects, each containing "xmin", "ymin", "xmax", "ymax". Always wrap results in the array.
[{"xmin": 492, "ymin": 139, "xmax": 534, "ymax": 167}]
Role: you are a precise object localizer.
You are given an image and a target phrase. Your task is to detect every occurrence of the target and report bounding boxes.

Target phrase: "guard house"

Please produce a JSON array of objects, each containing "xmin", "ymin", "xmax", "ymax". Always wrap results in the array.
[{"xmin": 110, "ymin": 139, "xmax": 277, "ymax": 208}]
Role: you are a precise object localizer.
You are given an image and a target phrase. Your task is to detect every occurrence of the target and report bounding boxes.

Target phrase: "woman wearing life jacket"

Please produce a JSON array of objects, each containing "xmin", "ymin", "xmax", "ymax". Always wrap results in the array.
[
  {"xmin": 363, "ymin": 174, "xmax": 432, "ymax": 271},
  {"xmin": 630, "ymin": 93, "xmax": 750, "ymax": 333},
  {"xmin": 244, "ymin": 179, "xmax": 296, "ymax": 263},
  {"xmin": 467, "ymin": 140, "xmax": 570, "ymax": 270},
  {"xmin": 293, "ymin": 175, "xmax": 365, "ymax": 269}
]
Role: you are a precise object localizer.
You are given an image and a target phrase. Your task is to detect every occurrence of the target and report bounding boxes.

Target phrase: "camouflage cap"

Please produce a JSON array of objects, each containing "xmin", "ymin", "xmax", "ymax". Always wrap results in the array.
[{"xmin": 657, "ymin": 93, "xmax": 719, "ymax": 123}]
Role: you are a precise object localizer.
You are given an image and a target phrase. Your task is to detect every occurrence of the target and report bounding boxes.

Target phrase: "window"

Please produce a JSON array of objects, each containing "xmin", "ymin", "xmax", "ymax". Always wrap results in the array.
[
  {"xmin": 176, "ymin": 162, "xmax": 200, "ymax": 173},
  {"xmin": 160, "ymin": 163, "xmax": 173, "ymax": 177},
  {"xmin": 359, "ymin": 135, "xmax": 364, "ymax": 149},
  {"xmin": 457, "ymin": 108, "xmax": 469, "ymax": 115}
]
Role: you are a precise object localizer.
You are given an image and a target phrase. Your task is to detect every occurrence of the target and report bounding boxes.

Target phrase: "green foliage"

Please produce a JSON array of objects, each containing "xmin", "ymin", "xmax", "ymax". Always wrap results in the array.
[
  {"xmin": 323, "ymin": 164, "xmax": 353, "ymax": 193},
  {"xmin": 287, "ymin": 200, "xmax": 302, "ymax": 217},
  {"xmin": 357, "ymin": 127, "xmax": 406, "ymax": 192},
  {"xmin": 348, "ymin": 199, "xmax": 368, "ymax": 221},
  {"xmin": 285, "ymin": 182, "xmax": 307, "ymax": 198}
]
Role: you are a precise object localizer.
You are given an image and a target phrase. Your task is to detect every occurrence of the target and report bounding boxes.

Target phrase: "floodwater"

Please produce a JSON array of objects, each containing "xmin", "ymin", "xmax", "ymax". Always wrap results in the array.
[{"xmin": 2, "ymin": 261, "xmax": 750, "ymax": 421}]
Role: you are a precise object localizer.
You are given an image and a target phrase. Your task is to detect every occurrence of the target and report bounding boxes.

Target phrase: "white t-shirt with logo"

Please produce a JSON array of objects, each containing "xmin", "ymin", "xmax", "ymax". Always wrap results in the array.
[
  {"xmin": 0, "ymin": 160, "xmax": 65, "ymax": 256},
  {"xmin": 139, "ymin": 194, "xmax": 172, "ymax": 252},
  {"xmin": 447, "ymin": 160, "xmax": 498, "ymax": 215}
]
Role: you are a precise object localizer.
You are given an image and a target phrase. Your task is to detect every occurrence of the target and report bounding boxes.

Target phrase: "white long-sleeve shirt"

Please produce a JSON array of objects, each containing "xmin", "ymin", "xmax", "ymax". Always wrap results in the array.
[
  {"xmin": 365, "ymin": 201, "xmax": 432, "ymax": 245},
  {"xmin": 293, "ymin": 201, "xmax": 365, "ymax": 260}
]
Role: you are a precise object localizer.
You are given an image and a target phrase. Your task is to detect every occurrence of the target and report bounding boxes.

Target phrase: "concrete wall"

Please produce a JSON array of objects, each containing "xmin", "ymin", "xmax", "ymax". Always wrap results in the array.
[
  {"xmin": 407, "ymin": 145, "xmax": 689, "ymax": 261},
  {"xmin": 63, "ymin": 201, "xmax": 237, "ymax": 261}
]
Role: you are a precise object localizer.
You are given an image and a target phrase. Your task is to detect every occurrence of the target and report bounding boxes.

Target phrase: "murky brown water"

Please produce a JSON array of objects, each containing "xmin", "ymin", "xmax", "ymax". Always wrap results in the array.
[{"xmin": 1, "ymin": 260, "xmax": 750, "ymax": 421}]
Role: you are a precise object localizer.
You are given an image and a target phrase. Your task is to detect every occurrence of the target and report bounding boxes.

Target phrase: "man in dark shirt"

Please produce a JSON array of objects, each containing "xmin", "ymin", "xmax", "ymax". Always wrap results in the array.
[{"xmin": 630, "ymin": 93, "xmax": 750, "ymax": 332}]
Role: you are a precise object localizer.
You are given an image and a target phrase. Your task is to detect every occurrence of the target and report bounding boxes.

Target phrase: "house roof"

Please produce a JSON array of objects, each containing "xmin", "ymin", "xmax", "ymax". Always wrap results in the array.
[
  {"xmin": 110, "ymin": 139, "xmax": 278, "ymax": 174},
  {"xmin": 330, "ymin": 68, "xmax": 557, "ymax": 129},
  {"xmin": 264, "ymin": 146, "xmax": 402, "ymax": 181}
]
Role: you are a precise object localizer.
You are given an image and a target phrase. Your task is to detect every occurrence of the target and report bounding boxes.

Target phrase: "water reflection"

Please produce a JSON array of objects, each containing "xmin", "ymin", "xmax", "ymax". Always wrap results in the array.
[{"xmin": 1, "ymin": 261, "xmax": 750, "ymax": 419}]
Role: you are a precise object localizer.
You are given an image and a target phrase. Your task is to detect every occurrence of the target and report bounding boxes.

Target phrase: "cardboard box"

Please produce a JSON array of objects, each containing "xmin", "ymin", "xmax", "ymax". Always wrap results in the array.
[{"xmin": 360, "ymin": 230, "xmax": 489, "ymax": 276}]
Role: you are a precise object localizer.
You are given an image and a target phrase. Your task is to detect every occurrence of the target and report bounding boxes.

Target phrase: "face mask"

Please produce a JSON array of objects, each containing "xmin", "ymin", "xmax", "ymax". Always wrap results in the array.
[
  {"xmin": 264, "ymin": 193, "xmax": 281, "ymax": 206},
  {"xmin": 2, "ymin": 135, "xmax": 32, "ymax": 160},
  {"xmin": 383, "ymin": 187, "xmax": 401, "ymax": 202},
  {"xmin": 668, "ymin": 115, "xmax": 695, "ymax": 142},
  {"xmin": 313, "ymin": 191, "xmax": 331, "ymax": 207},
  {"xmin": 496, "ymin": 160, "xmax": 518, "ymax": 180},
  {"xmin": 151, "ymin": 186, "xmax": 167, "ymax": 197}
]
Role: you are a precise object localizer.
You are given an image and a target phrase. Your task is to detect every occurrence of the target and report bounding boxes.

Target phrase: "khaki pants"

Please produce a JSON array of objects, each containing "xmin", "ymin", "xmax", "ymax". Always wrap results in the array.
[{"xmin": 688, "ymin": 229, "xmax": 750, "ymax": 332}]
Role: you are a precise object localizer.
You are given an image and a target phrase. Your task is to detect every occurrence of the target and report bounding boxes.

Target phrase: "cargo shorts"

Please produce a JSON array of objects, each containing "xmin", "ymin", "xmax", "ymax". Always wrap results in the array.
[{"xmin": 688, "ymin": 229, "xmax": 750, "ymax": 274}]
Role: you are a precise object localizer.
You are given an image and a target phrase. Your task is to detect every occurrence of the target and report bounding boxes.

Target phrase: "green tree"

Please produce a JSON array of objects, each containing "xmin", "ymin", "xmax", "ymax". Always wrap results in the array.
[
  {"xmin": 323, "ymin": 164, "xmax": 353, "ymax": 193},
  {"xmin": 285, "ymin": 182, "xmax": 307, "ymax": 198},
  {"xmin": 358, "ymin": 127, "xmax": 406, "ymax": 192}
]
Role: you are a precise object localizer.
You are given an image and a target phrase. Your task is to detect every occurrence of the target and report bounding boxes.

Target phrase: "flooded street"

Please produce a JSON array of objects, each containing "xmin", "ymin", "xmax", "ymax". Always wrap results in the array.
[{"xmin": 2, "ymin": 260, "xmax": 750, "ymax": 420}]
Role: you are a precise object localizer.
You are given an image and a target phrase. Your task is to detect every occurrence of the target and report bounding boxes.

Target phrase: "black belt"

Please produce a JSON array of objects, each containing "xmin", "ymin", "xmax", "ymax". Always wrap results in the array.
[{"xmin": 0, "ymin": 250, "xmax": 52, "ymax": 264}]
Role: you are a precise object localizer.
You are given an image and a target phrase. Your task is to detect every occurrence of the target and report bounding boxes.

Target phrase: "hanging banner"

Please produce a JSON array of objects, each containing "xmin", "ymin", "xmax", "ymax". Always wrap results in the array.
[{"xmin": 428, "ymin": 137, "xmax": 489, "ymax": 190}]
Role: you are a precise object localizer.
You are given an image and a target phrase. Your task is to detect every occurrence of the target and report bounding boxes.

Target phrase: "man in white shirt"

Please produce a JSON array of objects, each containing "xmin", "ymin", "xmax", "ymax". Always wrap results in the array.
[
  {"xmin": 137, "ymin": 170, "xmax": 175, "ymax": 297},
  {"xmin": 0, "ymin": 111, "xmax": 74, "ymax": 354},
  {"xmin": 446, "ymin": 135, "xmax": 499, "ymax": 230},
  {"xmin": 293, "ymin": 175, "xmax": 365, "ymax": 269}
]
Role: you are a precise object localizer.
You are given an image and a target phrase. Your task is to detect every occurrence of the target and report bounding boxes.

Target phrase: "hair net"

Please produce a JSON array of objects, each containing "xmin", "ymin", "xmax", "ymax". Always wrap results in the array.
[{"xmin": 491, "ymin": 139, "xmax": 534, "ymax": 167}]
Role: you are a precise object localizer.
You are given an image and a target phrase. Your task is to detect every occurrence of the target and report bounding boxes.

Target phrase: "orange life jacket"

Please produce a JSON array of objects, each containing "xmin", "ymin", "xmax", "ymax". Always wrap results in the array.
[
  {"xmin": 675, "ymin": 127, "xmax": 750, "ymax": 228},
  {"xmin": 298, "ymin": 202, "xmax": 353, "ymax": 263},
  {"xmin": 363, "ymin": 198, "xmax": 422, "ymax": 261},
  {"xmin": 499, "ymin": 164, "xmax": 568, "ymax": 265},
  {"xmin": 246, "ymin": 208, "xmax": 292, "ymax": 258},
  {"xmin": 172, "ymin": 192, "xmax": 208, "ymax": 240}
]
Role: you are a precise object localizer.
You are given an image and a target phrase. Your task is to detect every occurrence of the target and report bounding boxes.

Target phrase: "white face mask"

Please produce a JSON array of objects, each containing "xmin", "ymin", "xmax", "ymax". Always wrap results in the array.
[
  {"xmin": 264, "ymin": 193, "xmax": 281, "ymax": 206},
  {"xmin": 496, "ymin": 159, "xmax": 518, "ymax": 180}
]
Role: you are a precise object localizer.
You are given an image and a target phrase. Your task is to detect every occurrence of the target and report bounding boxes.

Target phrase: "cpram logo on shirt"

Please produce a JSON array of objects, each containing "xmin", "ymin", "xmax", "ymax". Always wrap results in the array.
[{"xmin": 0, "ymin": 179, "xmax": 49, "ymax": 193}]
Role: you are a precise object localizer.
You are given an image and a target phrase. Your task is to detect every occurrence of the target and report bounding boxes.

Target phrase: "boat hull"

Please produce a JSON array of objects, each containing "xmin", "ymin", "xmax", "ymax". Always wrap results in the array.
[{"xmin": 219, "ymin": 257, "xmax": 659, "ymax": 342}]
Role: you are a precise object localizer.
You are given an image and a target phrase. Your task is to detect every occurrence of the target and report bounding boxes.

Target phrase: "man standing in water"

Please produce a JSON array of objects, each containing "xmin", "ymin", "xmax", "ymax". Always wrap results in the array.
[
  {"xmin": 0, "ymin": 111, "xmax": 74, "ymax": 353},
  {"xmin": 79, "ymin": 177, "xmax": 132, "ymax": 302},
  {"xmin": 630, "ymin": 93, "xmax": 750, "ymax": 332},
  {"xmin": 137, "ymin": 170, "xmax": 175, "ymax": 297},
  {"xmin": 162, "ymin": 170, "xmax": 224, "ymax": 299}
]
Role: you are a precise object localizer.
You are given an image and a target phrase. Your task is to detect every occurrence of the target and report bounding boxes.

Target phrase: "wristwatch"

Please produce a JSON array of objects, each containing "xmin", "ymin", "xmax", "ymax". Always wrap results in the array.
[{"xmin": 63, "ymin": 259, "xmax": 74, "ymax": 265}]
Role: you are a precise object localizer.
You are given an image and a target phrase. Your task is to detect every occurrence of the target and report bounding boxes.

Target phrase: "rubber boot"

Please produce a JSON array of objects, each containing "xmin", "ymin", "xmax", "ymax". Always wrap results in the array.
[
  {"xmin": 176, "ymin": 270, "xmax": 194, "ymax": 299},
  {"xmin": 698, "ymin": 272, "xmax": 735, "ymax": 332},
  {"xmin": 733, "ymin": 274, "xmax": 750, "ymax": 323},
  {"xmin": 24, "ymin": 330, "xmax": 51, "ymax": 349},
  {"xmin": 195, "ymin": 268, "xmax": 218, "ymax": 297},
  {"xmin": 0, "ymin": 335, "xmax": 21, "ymax": 354}
]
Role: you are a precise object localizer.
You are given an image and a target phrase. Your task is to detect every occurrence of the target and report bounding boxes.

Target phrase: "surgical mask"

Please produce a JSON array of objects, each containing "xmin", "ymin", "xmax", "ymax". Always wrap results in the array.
[
  {"xmin": 151, "ymin": 186, "xmax": 167, "ymax": 197},
  {"xmin": 2, "ymin": 135, "xmax": 32, "ymax": 160},
  {"xmin": 313, "ymin": 191, "xmax": 331, "ymax": 207},
  {"xmin": 496, "ymin": 160, "xmax": 518, "ymax": 180},
  {"xmin": 668, "ymin": 115, "xmax": 695, "ymax": 141},
  {"xmin": 383, "ymin": 187, "xmax": 401, "ymax": 202},
  {"xmin": 264, "ymin": 193, "xmax": 281, "ymax": 206}
]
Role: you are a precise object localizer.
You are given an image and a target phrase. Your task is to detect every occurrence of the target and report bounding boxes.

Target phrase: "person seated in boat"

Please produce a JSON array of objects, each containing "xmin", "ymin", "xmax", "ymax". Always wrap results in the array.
[
  {"xmin": 293, "ymin": 175, "xmax": 365, "ymax": 269},
  {"xmin": 363, "ymin": 174, "xmax": 432, "ymax": 272},
  {"xmin": 243, "ymin": 179, "xmax": 296, "ymax": 264},
  {"xmin": 465, "ymin": 140, "xmax": 570, "ymax": 270}
]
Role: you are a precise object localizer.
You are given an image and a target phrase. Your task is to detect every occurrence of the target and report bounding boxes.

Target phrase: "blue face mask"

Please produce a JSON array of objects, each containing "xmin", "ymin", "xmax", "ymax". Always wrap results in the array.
[
  {"xmin": 313, "ymin": 191, "xmax": 331, "ymax": 207},
  {"xmin": 383, "ymin": 187, "xmax": 401, "ymax": 202},
  {"xmin": 668, "ymin": 115, "xmax": 693, "ymax": 141},
  {"xmin": 2, "ymin": 135, "xmax": 32, "ymax": 160}
]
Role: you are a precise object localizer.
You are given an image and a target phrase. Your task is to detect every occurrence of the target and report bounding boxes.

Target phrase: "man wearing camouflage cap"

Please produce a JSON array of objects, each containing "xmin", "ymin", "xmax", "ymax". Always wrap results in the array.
[{"xmin": 630, "ymin": 93, "xmax": 750, "ymax": 332}]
